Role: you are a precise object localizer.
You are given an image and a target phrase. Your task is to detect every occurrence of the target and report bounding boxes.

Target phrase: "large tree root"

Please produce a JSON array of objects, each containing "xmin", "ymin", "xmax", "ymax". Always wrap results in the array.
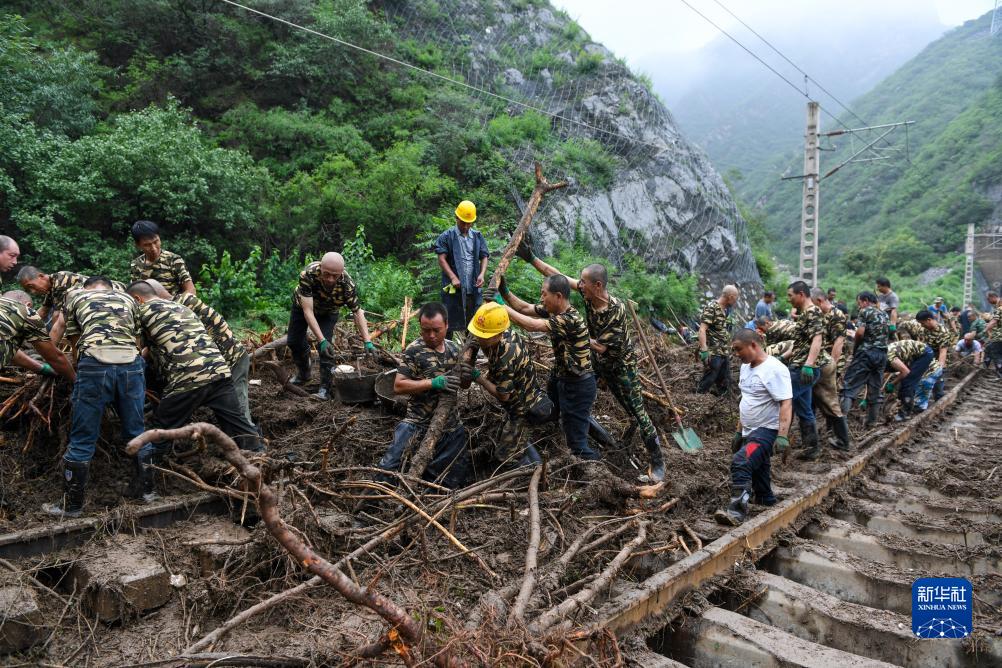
[
  {"xmin": 128, "ymin": 424, "xmax": 460, "ymax": 667},
  {"xmin": 509, "ymin": 466, "xmax": 543, "ymax": 625}
]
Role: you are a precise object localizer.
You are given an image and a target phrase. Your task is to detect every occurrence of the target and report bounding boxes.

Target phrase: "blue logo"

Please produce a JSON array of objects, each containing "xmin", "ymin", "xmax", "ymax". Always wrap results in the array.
[{"xmin": 912, "ymin": 577, "xmax": 972, "ymax": 638}]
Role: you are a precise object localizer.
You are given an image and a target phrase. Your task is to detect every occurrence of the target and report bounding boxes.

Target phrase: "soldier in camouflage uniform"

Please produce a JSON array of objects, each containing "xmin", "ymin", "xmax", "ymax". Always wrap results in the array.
[
  {"xmin": 127, "ymin": 281, "xmax": 263, "ymax": 501},
  {"xmin": 518, "ymin": 251, "xmax": 664, "ymax": 479},
  {"xmin": 811, "ymin": 288, "xmax": 851, "ymax": 451},
  {"xmin": 697, "ymin": 285, "xmax": 739, "ymax": 395},
  {"xmin": 0, "ymin": 293, "xmax": 75, "ymax": 381},
  {"xmin": 762, "ymin": 319, "xmax": 796, "ymax": 347},
  {"xmin": 373, "ymin": 302, "xmax": 471, "ymax": 489},
  {"xmin": 287, "ymin": 252, "xmax": 375, "ymax": 401},
  {"xmin": 18, "ymin": 266, "xmax": 125, "ymax": 344},
  {"xmin": 144, "ymin": 279, "xmax": 255, "ymax": 428},
  {"xmin": 778, "ymin": 281, "xmax": 828, "ymax": 460},
  {"xmin": 129, "ymin": 221, "xmax": 195, "ymax": 297},
  {"xmin": 984, "ymin": 291, "xmax": 1002, "ymax": 378},
  {"xmin": 885, "ymin": 339, "xmax": 936, "ymax": 420},
  {"xmin": 42, "ymin": 277, "xmax": 144, "ymax": 518},
  {"xmin": 841, "ymin": 291, "xmax": 890, "ymax": 427},
  {"xmin": 498, "ymin": 274, "xmax": 601, "ymax": 461},
  {"xmin": 915, "ymin": 310, "xmax": 953, "ymax": 401}
]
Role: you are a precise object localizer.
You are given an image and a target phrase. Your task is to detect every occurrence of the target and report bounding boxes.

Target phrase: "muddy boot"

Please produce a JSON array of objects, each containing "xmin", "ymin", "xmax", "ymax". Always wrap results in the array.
[
  {"xmin": 137, "ymin": 452, "xmax": 161, "ymax": 503},
  {"xmin": 516, "ymin": 445, "xmax": 543, "ymax": 469},
  {"xmin": 865, "ymin": 400, "xmax": 881, "ymax": 429},
  {"xmin": 894, "ymin": 396, "xmax": 914, "ymax": 422},
  {"xmin": 830, "ymin": 416, "xmax": 851, "ymax": 451},
  {"xmin": 124, "ymin": 456, "xmax": 145, "ymax": 499},
  {"xmin": 797, "ymin": 422, "xmax": 821, "ymax": 461},
  {"xmin": 290, "ymin": 356, "xmax": 311, "ymax": 386},
  {"xmin": 715, "ymin": 487, "xmax": 750, "ymax": 526},
  {"xmin": 840, "ymin": 395, "xmax": 853, "ymax": 418},
  {"xmin": 42, "ymin": 460, "xmax": 89, "ymax": 519},
  {"xmin": 587, "ymin": 417, "xmax": 619, "ymax": 450},
  {"xmin": 643, "ymin": 434, "xmax": 665, "ymax": 483}
]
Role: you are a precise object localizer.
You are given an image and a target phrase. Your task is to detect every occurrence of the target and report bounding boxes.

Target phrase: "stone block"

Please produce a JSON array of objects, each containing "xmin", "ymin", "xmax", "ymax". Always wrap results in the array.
[
  {"xmin": 187, "ymin": 518, "xmax": 251, "ymax": 576},
  {"xmin": 0, "ymin": 585, "xmax": 43, "ymax": 653},
  {"xmin": 70, "ymin": 535, "xmax": 170, "ymax": 622}
]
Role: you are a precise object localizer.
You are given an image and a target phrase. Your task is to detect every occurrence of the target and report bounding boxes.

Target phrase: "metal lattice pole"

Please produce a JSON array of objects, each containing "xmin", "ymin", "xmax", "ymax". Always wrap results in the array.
[
  {"xmin": 992, "ymin": 0, "xmax": 1001, "ymax": 37},
  {"xmin": 799, "ymin": 102, "xmax": 821, "ymax": 286},
  {"xmin": 963, "ymin": 224, "xmax": 975, "ymax": 308}
]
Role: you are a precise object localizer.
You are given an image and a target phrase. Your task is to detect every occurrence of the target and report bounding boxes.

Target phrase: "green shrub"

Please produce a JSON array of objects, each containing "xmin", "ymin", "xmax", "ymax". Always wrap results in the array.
[
  {"xmin": 552, "ymin": 138, "xmax": 619, "ymax": 189},
  {"xmin": 575, "ymin": 50, "xmax": 603, "ymax": 74}
]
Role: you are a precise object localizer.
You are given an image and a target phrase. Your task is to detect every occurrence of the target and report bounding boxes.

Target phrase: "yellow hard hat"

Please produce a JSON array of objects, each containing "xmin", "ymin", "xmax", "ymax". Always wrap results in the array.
[
  {"xmin": 468, "ymin": 302, "xmax": 509, "ymax": 338},
  {"xmin": 455, "ymin": 200, "xmax": 477, "ymax": 223}
]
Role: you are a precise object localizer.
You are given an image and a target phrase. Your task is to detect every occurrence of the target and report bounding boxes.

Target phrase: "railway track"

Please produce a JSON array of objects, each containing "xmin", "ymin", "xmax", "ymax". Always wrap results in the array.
[{"xmin": 595, "ymin": 368, "xmax": 1002, "ymax": 667}]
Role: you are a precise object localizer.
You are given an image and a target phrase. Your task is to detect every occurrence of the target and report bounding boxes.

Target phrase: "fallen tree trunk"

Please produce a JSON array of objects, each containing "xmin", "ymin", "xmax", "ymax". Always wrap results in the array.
[
  {"xmin": 128, "ymin": 424, "xmax": 461, "ymax": 668},
  {"xmin": 407, "ymin": 162, "xmax": 566, "ymax": 478}
]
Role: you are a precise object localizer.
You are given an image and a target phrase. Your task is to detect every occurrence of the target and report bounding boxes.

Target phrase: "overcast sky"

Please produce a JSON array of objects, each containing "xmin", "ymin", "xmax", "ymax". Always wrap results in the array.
[{"xmin": 553, "ymin": 0, "xmax": 994, "ymax": 97}]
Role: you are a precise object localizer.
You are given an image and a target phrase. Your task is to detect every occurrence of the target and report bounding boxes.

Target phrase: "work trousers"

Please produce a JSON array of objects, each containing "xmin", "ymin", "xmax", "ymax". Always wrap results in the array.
[
  {"xmin": 230, "ymin": 353, "xmax": 254, "ymax": 426},
  {"xmin": 898, "ymin": 346, "xmax": 934, "ymax": 408},
  {"xmin": 812, "ymin": 362, "xmax": 843, "ymax": 419},
  {"xmin": 987, "ymin": 341, "xmax": 1002, "ymax": 371},
  {"xmin": 443, "ymin": 291, "xmax": 480, "ymax": 339},
  {"xmin": 378, "ymin": 421, "xmax": 472, "ymax": 489},
  {"xmin": 841, "ymin": 348, "xmax": 888, "ymax": 409},
  {"xmin": 915, "ymin": 367, "xmax": 942, "ymax": 411},
  {"xmin": 789, "ymin": 365, "xmax": 821, "ymax": 426},
  {"xmin": 697, "ymin": 354, "xmax": 729, "ymax": 395},
  {"xmin": 598, "ymin": 362, "xmax": 656, "ymax": 442},
  {"xmin": 140, "ymin": 377, "xmax": 264, "ymax": 460},
  {"xmin": 495, "ymin": 397, "xmax": 553, "ymax": 467},
  {"xmin": 547, "ymin": 373, "xmax": 600, "ymax": 460},
  {"xmin": 731, "ymin": 427, "xmax": 778, "ymax": 505},
  {"xmin": 287, "ymin": 305, "xmax": 339, "ymax": 387},
  {"xmin": 66, "ymin": 356, "xmax": 146, "ymax": 463}
]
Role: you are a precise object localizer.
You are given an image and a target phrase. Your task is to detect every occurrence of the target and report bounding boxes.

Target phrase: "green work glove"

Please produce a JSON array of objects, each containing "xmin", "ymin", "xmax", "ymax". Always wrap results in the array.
[
  {"xmin": 318, "ymin": 339, "xmax": 334, "ymax": 359},
  {"xmin": 884, "ymin": 382, "xmax": 895, "ymax": 394},
  {"xmin": 430, "ymin": 375, "xmax": 460, "ymax": 392},
  {"xmin": 799, "ymin": 365, "xmax": 815, "ymax": 384},
  {"xmin": 699, "ymin": 350, "xmax": 710, "ymax": 363},
  {"xmin": 364, "ymin": 341, "xmax": 376, "ymax": 353},
  {"xmin": 730, "ymin": 431, "xmax": 744, "ymax": 453},
  {"xmin": 38, "ymin": 362, "xmax": 56, "ymax": 377},
  {"xmin": 888, "ymin": 324, "xmax": 897, "ymax": 333},
  {"xmin": 774, "ymin": 435, "xmax": 790, "ymax": 453}
]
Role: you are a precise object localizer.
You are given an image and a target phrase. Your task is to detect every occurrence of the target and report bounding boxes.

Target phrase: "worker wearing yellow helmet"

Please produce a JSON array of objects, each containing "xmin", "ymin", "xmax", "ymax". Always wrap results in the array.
[
  {"xmin": 464, "ymin": 302, "xmax": 551, "ymax": 470},
  {"xmin": 434, "ymin": 200, "xmax": 490, "ymax": 338}
]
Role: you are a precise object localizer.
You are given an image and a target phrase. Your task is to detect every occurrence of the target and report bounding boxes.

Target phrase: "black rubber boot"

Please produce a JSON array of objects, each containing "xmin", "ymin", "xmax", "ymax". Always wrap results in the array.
[
  {"xmin": 137, "ymin": 452, "xmax": 161, "ymax": 503},
  {"xmin": 895, "ymin": 396, "xmax": 914, "ymax": 422},
  {"xmin": 290, "ymin": 357, "xmax": 311, "ymax": 385},
  {"xmin": 42, "ymin": 460, "xmax": 89, "ymax": 519},
  {"xmin": 587, "ymin": 417, "xmax": 619, "ymax": 450},
  {"xmin": 797, "ymin": 422, "xmax": 821, "ymax": 460},
  {"xmin": 516, "ymin": 445, "xmax": 543, "ymax": 468},
  {"xmin": 715, "ymin": 487, "xmax": 750, "ymax": 526},
  {"xmin": 830, "ymin": 416, "xmax": 851, "ymax": 451},
  {"xmin": 312, "ymin": 386, "xmax": 331, "ymax": 401},
  {"xmin": 865, "ymin": 400, "xmax": 881, "ymax": 429},
  {"xmin": 644, "ymin": 434, "xmax": 665, "ymax": 483},
  {"xmin": 840, "ymin": 396, "xmax": 853, "ymax": 417}
]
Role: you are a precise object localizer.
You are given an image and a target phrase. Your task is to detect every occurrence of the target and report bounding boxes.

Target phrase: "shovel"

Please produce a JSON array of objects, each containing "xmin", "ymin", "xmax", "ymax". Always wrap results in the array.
[{"xmin": 627, "ymin": 301, "xmax": 703, "ymax": 452}]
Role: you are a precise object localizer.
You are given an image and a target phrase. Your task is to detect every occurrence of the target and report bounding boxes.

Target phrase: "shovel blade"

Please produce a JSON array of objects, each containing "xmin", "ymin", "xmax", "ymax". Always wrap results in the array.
[{"xmin": 672, "ymin": 427, "xmax": 703, "ymax": 452}]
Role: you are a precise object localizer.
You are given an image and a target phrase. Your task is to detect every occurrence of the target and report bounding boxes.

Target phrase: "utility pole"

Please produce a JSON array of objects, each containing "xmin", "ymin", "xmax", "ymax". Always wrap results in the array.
[
  {"xmin": 798, "ymin": 102, "xmax": 820, "ymax": 286},
  {"xmin": 963, "ymin": 223, "xmax": 975, "ymax": 308},
  {"xmin": 993, "ymin": 0, "xmax": 1001, "ymax": 37}
]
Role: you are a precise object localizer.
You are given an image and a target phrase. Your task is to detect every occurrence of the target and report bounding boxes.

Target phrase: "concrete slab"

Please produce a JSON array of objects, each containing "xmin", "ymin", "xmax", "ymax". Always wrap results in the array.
[
  {"xmin": 767, "ymin": 544, "xmax": 912, "ymax": 616},
  {"xmin": 747, "ymin": 571, "xmax": 1002, "ymax": 667},
  {"xmin": 69, "ymin": 535, "xmax": 171, "ymax": 622},
  {"xmin": 0, "ymin": 585, "xmax": 44, "ymax": 653},
  {"xmin": 803, "ymin": 518, "xmax": 1000, "ymax": 577},
  {"xmin": 830, "ymin": 498, "xmax": 985, "ymax": 547},
  {"xmin": 689, "ymin": 606, "xmax": 899, "ymax": 668},
  {"xmin": 185, "ymin": 517, "xmax": 251, "ymax": 576}
]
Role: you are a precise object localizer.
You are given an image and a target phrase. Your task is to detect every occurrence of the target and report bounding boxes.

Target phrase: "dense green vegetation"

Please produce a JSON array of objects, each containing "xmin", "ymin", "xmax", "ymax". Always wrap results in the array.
[
  {"xmin": 0, "ymin": 2, "xmax": 696, "ymax": 333},
  {"xmin": 736, "ymin": 10, "xmax": 1002, "ymax": 305}
]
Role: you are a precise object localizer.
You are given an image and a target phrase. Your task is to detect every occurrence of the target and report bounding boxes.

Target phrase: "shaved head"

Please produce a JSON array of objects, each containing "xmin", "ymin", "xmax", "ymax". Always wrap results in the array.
[
  {"xmin": 722, "ymin": 285, "xmax": 739, "ymax": 297},
  {"xmin": 2, "ymin": 289, "xmax": 32, "ymax": 307},
  {"xmin": 143, "ymin": 278, "xmax": 171, "ymax": 299},
  {"xmin": 321, "ymin": 252, "xmax": 345, "ymax": 272}
]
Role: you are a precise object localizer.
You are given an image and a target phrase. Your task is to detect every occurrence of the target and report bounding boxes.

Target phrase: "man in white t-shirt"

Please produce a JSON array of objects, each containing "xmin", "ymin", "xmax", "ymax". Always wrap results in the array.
[
  {"xmin": 716, "ymin": 328, "xmax": 793, "ymax": 526},
  {"xmin": 955, "ymin": 332, "xmax": 983, "ymax": 365}
]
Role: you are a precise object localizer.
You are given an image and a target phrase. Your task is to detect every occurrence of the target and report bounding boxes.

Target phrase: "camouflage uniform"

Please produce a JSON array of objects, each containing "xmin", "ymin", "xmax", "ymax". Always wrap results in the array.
[
  {"xmin": 0, "ymin": 298, "xmax": 49, "ymax": 367},
  {"xmin": 174, "ymin": 292, "xmax": 253, "ymax": 426},
  {"xmin": 136, "ymin": 299, "xmax": 262, "ymax": 464},
  {"xmin": 41, "ymin": 272, "xmax": 125, "ymax": 316},
  {"xmin": 697, "ymin": 300, "xmax": 731, "ymax": 394},
  {"xmin": 585, "ymin": 297, "xmax": 656, "ymax": 443},
  {"xmin": 130, "ymin": 250, "xmax": 192, "ymax": 296},
  {"xmin": 288, "ymin": 263, "xmax": 362, "ymax": 389},
  {"xmin": 813, "ymin": 307, "xmax": 847, "ymax": 422},
  {"xmin": 485, "ymin": 330, "xmax": 551, "ymax": 465},
  {"xmin": 62, "ymin": 289, "xmax": 144, "ymax": 463},
  {"xmin": 765, "ymin": 320, "xmax": 796, "ymax": 346},
  {"xmin": 841, "ymin": 305, "xmax": 889, "ymax": 424},
  {"xmin": 784, "ymin": 304, "xmax": 828, "ymax": 440},
  {"xmin": 896, "ymin": 319, "xmax": 924, "ymax": 341},
  {"xmin": 985, "ymin": 305, "xmax": 1002, "ymax": 375},
  {"xmin": 533, "ymin": 304, "xmax": 600, "ymax": 460},
  {"xmin": 376, "ymin": 339, "xmax": 470, "ymax": 489},
  {"xmin": 887, "ymin": 339, "xmax": 938, "ymax": 412}
]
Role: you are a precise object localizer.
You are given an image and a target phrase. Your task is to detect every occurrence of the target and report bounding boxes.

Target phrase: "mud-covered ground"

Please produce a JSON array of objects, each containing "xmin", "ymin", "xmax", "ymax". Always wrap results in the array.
[{"xmin": 0, "ymin": 335, "xmax": 989, "ymax": 666}]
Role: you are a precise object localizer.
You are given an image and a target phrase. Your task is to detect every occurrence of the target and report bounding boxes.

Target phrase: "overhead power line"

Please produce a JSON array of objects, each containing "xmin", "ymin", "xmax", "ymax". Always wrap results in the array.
[{"xmin": 217, "ymin": 0, "xmax": 666, "ymax": 151}]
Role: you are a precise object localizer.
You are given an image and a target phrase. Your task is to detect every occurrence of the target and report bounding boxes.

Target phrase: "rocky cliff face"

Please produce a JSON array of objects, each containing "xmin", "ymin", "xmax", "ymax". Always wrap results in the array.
[{"xmin": 393, "ymin": 0, "xmax": 762, "ymax": 312}]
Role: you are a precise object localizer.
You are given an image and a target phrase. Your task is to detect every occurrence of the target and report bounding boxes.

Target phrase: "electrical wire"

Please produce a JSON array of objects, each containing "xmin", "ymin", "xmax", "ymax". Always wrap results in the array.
[{"xmin": 217, "ymin": 0, "xmax": 666, "ymax": 151}]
